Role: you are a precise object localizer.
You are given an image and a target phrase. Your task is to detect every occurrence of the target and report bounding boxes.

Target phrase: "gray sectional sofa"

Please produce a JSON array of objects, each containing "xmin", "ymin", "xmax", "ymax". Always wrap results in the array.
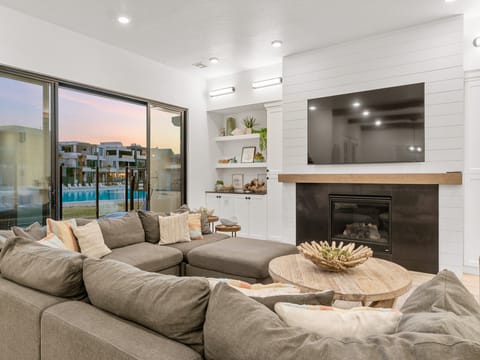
[
  {"xmin": 1, "ymin": 211, "xmax": 298, "ymax": 282},
  {"xmin": 0, "ymin": 237, "xmax": 479, "ymax": 360}
]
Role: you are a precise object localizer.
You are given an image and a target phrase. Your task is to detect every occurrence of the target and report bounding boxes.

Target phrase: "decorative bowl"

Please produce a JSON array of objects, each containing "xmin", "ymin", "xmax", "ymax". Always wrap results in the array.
[
  {"xmin": 297, "ymin": 241, "xmax": 373, "ymax": 272},
  {"xmin": 220, "ymin": 217, "xmax": 238, "ymax": 226}
]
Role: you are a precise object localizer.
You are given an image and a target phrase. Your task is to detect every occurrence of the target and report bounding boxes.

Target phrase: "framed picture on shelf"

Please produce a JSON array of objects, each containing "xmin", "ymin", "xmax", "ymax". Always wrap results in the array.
[
  {"xmin": 232, "ymin": 174, "xmax": 244, "ymax": 191},
  {"xmin": 241, "ymin": 146, "xmax": 256, "ymax": 163}
]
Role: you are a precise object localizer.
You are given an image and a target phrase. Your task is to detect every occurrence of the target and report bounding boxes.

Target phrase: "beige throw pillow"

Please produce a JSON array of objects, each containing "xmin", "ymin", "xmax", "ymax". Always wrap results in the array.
[
  {"xmin": 158, "ymin": 212, "xmax": 190, "ymax": 245},
  {"xmin": 73, "ymin": 221, "xmax": 112, "ymax": 259},
  {"xmin": 274, "ymin": 304, "xmax": 402, "ymax": 339}
]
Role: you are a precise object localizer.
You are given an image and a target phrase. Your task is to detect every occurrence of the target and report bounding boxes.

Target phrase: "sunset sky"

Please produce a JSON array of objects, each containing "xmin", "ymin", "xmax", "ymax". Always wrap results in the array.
[{"xmin": 0, "ymin": 76, "xmax": 181, "ymax": 154}]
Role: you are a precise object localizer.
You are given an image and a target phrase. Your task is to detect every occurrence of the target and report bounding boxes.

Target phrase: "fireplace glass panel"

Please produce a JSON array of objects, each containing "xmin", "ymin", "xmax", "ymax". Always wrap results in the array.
[{"xmin": 329, "ymin": 195, "xmax": 391, "ymax": 251}]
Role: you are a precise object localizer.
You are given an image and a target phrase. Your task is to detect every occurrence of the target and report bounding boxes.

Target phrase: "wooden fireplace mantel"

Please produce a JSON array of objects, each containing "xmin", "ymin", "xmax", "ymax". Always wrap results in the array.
[{"xmin": 277, "ymin": 172, "xmax": 462, "ymax": 185}]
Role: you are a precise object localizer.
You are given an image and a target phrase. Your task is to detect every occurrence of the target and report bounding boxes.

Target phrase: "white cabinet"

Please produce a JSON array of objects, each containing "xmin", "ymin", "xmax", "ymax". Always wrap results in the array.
[{"xmin": 205, "ymin": 193, "xmax": 267, "ymax": 239}]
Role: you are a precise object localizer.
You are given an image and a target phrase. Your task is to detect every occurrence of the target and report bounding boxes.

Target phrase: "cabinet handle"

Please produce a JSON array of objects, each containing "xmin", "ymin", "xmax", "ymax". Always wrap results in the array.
[
  {"xmin": 266, "ymin": 176, "xmax": 270, "ymax": 180},
  {"xmin": 266, "ymin": 169, "xmax": 270, "ymax": 172}
]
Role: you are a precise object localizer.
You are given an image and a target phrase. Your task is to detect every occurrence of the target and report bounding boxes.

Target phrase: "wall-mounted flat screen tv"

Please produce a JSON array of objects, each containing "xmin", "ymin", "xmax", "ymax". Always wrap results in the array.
[{"xmin": 307, "ymin": 83, "xmax": 425, "ymax": 164}]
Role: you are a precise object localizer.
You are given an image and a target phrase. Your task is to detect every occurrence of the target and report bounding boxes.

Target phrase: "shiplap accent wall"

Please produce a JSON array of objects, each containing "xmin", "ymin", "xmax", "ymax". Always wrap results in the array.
[{"xmin": 281, "ymin": 16, "xmax": 465, "ymax": 274}]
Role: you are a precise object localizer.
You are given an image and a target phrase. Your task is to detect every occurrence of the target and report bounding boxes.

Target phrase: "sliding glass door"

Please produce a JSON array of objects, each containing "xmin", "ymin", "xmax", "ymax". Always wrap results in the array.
[
  {"xmin": 58, "ymin": 86, "xmax": 148, "ymax": 219},
  {"xmin": 149, "ymin": 105, "xmax": 185, "ymax": 212},
  {"xmin": 0, "ymin": 72, "xmax": 52, "ymax": 229}
]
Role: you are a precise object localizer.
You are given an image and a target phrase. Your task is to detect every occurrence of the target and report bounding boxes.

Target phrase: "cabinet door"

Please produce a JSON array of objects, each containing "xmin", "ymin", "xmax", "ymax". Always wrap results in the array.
[
  {"xmin": 219, "ymin": 195, "xmax": 236, "ymax": 219},
  {"xmin": 248, "ymin": 195, "xmax": 267, "ymax": 239},
  {"xmin": 206, "ymin": 193, "xmax": 221, "ymax": 217},
  {"xmin": 234, "ymin": 195, "xmax": 250, "ymax": 236}
]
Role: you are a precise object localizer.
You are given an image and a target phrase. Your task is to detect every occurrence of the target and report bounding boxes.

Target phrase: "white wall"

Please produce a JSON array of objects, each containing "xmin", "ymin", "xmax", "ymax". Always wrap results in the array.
[
  {"xmin": 207, "ymin": 63, "xmax": 282, "ymax": 111},
  {"xmin": 0, "ymin": 5, "xmax": 209, "ymax": 208},
  {"xmin": 281, "ymin": 16, "xmax": 465, "ymax": 274}
]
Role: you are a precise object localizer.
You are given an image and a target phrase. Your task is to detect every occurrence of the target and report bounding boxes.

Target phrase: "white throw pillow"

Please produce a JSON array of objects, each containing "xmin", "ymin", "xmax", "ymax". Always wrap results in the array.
[
  {"xmin": 38, "ymin": 233, "xmax": 68, "ymax": 249},
  {"xmin": 158, "ymin": 212, "xmax": 191, "ymax": 245},
  {"xmin": 208, "ymin": 278, "xmax": 301, "ymax": 296},
  {"xmin": 274, "ymin": 304, "xmax": 402, "ymax": 339},
  {"xmin": 72, "ymin": 221, "xmax": 112, "ymax": 259}
]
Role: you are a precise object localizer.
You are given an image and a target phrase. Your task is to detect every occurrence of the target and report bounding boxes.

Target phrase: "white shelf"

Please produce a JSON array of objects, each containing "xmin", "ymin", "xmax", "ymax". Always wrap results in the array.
[
  {"xmin": 216, "ymin": 163, "xmax": 267, "ymax": 169},
  {"xmin": 215, "ymin": 134, "xmax": 259, "ymax": 142}
]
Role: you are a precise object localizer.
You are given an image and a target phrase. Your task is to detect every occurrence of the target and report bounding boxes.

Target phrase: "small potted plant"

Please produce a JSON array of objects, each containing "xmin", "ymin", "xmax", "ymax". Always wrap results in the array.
[
  {"xmin": 243, "ymin": 116, "xmax": 257, "ymax": 134},
  {"xmin": 215, "ymin": 179, "xmax": 224, "ymax": 192}
]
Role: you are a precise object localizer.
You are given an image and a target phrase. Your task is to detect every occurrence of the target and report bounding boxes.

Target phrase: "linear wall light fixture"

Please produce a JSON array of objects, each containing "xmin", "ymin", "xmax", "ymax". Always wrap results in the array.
[
  {"xmin": 252, "ymin": 77, "xmax": 283, "ymax": 89},
  {"xmin": 209, "ymin": 87, "xmax": 235, "ymax": 97}
]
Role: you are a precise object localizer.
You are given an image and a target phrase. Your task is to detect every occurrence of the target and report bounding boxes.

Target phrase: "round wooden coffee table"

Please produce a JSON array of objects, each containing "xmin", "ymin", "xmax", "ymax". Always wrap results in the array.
[
  {"xmin": 269, "ymin": 254, "xmax": 412, "ymax": 308},
  {"xmin": 207, "ymin": 216, "xmax": 219, "ymax": 232}
]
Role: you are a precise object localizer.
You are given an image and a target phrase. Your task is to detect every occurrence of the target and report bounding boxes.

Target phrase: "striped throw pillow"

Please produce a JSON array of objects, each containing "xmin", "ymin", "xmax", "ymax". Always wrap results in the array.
[
  {"xmin": 158, "ymin": 212, "xmax": 191, "ymax": 245},
  {"xmin": 46, "ymin": 218, "xmax": 79, "ymax": 252}
]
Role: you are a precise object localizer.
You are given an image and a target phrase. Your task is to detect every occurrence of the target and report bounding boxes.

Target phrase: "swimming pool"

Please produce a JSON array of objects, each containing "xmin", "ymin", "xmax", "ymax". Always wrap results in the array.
[{"xmin": 62, "ymin": 187, "xmax": 146, "ymax": 203}]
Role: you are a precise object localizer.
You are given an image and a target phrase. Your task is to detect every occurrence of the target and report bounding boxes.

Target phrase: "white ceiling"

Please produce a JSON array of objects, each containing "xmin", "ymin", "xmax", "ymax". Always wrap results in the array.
[{"xmin": 1, "ymin": 0, "xmax": 479, "ymax": 79}]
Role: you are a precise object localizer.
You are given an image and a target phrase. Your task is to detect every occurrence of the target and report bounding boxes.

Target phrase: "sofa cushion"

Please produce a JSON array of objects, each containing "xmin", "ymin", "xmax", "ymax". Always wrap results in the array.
[
  {"xmin": 0, "ymin": 237, "xmax": 86, "ymax": 299},
  {"xmin": 98, "ymin": 212, "xmax": 145, "ymax": 249},
  {"xmin": 12, "ymin": 221, "xmax": 46, "ymax": 240},
  {"xmin": 187, "ymin": 237, "xmax": 297, "ymax": 279},
  {"xmin": 83, "ymin": 259, "xmax": 210, "ymax": 354},
  {"xmin": 398, "ymin": 270, "xmax": 480, "ymax": 342},
  {"xmin": 42, "ymin": 301, "xmax": 202, "ymax": 360},
  {"xmin": 103, "ymin": 242, "xmax": 182, "ymax": 272},
  {"xmin": 204, "ymin": 283, "xmax": 480, "ymax": 360},
  {"xmin": 138, "ymin": 210, "xmax": 167, "ymax": 244},
  {"xmin": 0, "ymin": 276, "xmax": 66, "ymax": 360},
  {"xmin": 165, "ymin": 233, "xmax": 229, "ymax": 258}
]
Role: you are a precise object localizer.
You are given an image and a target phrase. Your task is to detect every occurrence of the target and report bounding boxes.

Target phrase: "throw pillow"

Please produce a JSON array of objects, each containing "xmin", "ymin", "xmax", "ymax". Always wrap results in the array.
[
  {"xmin": 38, "ymin": 233, "xmax": 67, "ymax": 249},
  {"xmin": 83, "ymin": 258, "xmax": 210, "ymax": 354},
  {"xmin": 0, "ymin": 234, "xmax": 6, "ymax": 249},
  {"xmin": 204, "ymin": 283, "xmax": 480, "ymax": 360},
  {"xmin": 98, "ymin": 212, "xmax": 145, "ymax": 249},
  {"xmin": 398, "ymin": 270, "xmax": 480, "ymax": 342},
  {"xmin": 188, "ymin": 213, "xmax": 203, "ymax": 240},
  {"xmin": 208, "ymin": 278, "xmax": 334, "ymax": 310},
  {"xmin": 72, "ymin": 221, "xmax": 112, "ymax": 259},
  {"xmin": 137, "ymin": 210, "xmax": 167, "ymax": 244},
  {"xmin": 0, "ymin": 237, "xmax": 86, "ymax": 299},
  {"xmin": 158, "ymin": 212, "xmax": 190, "ymax": 245},
  {"xmin": 12, "ymin": 222, "xmax": 46, "ymax": 240},
  {"xmin": 46, "ymin": 218, "xmax": 79, "ymax": 252},
  {"xmin": 274, "ymin": 303, "xmax": 402, "ymax": 339}
]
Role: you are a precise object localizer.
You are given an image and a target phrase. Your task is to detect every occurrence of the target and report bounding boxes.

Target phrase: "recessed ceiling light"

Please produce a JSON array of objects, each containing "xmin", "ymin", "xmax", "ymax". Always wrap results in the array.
[
  {"xmin": 117, "ymin": 16, "xmax": 131, "ymax": 24},
  {"xmin": 309, "ymin": 106, "xmax": 317, "ymax": 111},
  {"xmin": 271, "ymin": 40, "xmax": 283, "ymax": 48},
  {"xmin": 362, "ymin": 110, "xmax": 370, "ymax": 117},
  {"xmin": 192, "ymin": 62, "xmax": 207, "ymax": 69},
  {"xmin": 408, "ymin": 145, "xmax": 415, "ymax": 152},
  {"xmin": 374, "ymin": 119, "xmax": 382, "ymax": 126},
  {"xmin": 474, "ymin": 37, "xmax": 480, "ymax": 47},
  {"xmin": 352, "ymin": 101, "xmax": 361, "ymax": 108},
  {"xmin": 444, "ymin": 0, "xmax": 456, "ymax": 3},
  {"xmin": 209, "ymin": 57, "xmax": 219, "ymax": 64},
  {"xmin": 416, "ymin": 146, "xmax": 423, "ymax": 152}
]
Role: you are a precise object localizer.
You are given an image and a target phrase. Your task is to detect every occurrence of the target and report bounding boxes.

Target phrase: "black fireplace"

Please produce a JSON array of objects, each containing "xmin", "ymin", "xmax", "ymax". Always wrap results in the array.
[
  {"xmin": 296, "ymin": 183, "xmax": 439, "ymax": 274},
  {"xmin": 329, "ymin": 195, "xmax": 391, "ymax": 254}
]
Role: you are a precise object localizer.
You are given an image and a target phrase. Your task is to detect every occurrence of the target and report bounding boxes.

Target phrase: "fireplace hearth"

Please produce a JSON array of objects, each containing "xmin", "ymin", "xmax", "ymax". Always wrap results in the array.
[{"xmin": 296, "ymin": 183, "xmax": 439, "ymax": 273}]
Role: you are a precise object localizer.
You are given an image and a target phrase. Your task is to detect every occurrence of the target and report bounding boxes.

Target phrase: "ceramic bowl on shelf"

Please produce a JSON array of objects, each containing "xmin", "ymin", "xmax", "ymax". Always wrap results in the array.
[{"xmin": 220, "ymin": 217, "xmax": 238, "ymax": 226}]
